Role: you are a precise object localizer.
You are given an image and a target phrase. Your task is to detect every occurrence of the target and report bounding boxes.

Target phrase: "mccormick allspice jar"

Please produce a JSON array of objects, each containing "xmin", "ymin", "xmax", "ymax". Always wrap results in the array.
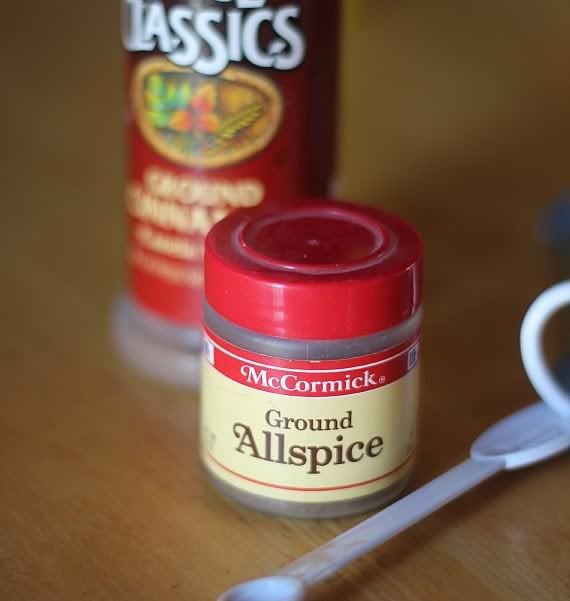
[
  {"xmin": 201, "ymin": 200, "xmax": 423, "ymax": 518},
  {"xmin": 113, "ymin": 0, "xmax": 339, "ymax": 387}
]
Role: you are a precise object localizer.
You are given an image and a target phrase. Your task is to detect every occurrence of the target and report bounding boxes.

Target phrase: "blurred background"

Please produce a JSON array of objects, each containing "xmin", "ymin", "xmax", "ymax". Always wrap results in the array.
[{"xmin": 342, "ymin": 0, "xmax": 570, "ymax": 203}]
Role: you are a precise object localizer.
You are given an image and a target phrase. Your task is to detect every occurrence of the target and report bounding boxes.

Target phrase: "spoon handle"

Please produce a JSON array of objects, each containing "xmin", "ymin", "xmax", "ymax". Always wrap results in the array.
[{"xmin": 278, "ymin": 457, "xmax": 505, "ymax": 585}]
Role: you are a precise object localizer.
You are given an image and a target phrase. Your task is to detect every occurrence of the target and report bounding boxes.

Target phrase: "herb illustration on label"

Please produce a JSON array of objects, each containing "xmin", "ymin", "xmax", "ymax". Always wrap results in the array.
[{"xmin": 133, "ymin": 60, "xmax": 283, "ymax": 168}]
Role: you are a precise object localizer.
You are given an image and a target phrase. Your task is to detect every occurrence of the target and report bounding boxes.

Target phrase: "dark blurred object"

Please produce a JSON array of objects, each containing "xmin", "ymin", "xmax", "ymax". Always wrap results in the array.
[
  {"xmin": 541, "ymin": 196, "xmax": 570, "ymax": 272},
  {"xmin": 541, "ymin": 196, "xmax": 570, "ymax": 390}
]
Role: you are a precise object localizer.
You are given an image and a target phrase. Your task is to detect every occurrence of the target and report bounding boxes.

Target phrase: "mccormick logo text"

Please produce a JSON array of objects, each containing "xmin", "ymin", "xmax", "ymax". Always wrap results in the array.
[
  {"xmin": 239, "ymin": 365, "xmax": 387, "ymax": 395},
  {"xmin": 122, "ymin": 0, "xmax": 306, "ymax": 75}
]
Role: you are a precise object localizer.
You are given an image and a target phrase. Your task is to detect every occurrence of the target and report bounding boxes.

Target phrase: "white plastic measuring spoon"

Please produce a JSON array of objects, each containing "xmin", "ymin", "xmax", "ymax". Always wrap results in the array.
[{"xmin": 218, "ymin": 402, "xmax": 570, "ymax": 601}]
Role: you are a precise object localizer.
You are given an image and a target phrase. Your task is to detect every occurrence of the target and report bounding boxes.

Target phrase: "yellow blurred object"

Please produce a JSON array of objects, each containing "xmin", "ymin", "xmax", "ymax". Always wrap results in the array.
[{"xmin": 168, "ymin": 109, "xmax": 192, "ymax": 132}]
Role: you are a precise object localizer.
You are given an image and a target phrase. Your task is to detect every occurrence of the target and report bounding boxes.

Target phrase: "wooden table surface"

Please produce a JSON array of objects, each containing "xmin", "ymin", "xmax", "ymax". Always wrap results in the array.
[{"xmin": 1, "ymin": 2, "xmax": 569, "ymax": 600}]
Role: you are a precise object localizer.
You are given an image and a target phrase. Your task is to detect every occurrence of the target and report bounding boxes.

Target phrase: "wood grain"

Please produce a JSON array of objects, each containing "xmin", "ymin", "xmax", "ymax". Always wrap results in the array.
[{"xmin": 1, "ymin": 2, "xmax": 569, "ymax": 600}]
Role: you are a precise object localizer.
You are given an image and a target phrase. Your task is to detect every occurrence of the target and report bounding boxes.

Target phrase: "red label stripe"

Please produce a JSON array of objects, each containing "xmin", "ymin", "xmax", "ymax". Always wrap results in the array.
[{"xmin": 204, "ymin": 327, "xmax": 420, "ymax": 397}]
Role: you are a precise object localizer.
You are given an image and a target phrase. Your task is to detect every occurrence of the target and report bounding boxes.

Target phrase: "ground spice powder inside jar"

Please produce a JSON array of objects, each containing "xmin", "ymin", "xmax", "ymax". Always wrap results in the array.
[{"xmin": 200, "ymin": 200, "xmax": 423, "ymax": 518}]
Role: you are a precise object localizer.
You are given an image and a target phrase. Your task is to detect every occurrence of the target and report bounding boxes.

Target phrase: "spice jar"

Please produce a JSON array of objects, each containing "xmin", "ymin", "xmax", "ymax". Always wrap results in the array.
[
  {"xmin": 200, "ymin": 200, "xmax": 423, "ymax": 518},
  {"xmin": 113, "ymin": 0, "xmax": 339, "ymax": 388}
]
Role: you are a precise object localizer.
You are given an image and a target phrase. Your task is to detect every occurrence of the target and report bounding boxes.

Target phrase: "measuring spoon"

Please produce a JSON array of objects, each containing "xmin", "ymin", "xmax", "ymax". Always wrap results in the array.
[{"xmin": 218, "ymin": 402, "xmax": 570, "ymax": 601}]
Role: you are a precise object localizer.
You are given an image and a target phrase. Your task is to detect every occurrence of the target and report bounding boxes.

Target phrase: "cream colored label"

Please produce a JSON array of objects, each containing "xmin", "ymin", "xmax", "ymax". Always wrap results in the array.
[{"xmin": 200, "ymin": 335, "xmax": 419, "ymax": 503}]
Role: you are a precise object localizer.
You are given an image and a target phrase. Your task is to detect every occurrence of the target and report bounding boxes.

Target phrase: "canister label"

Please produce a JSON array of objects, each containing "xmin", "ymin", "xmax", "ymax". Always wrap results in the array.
[{"xmin": 200, "ymin": 329, "xmax": 420, "ymax": 503}]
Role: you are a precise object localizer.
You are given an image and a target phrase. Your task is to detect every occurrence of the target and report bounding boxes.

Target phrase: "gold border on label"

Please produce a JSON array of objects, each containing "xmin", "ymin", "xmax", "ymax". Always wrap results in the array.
[{"xmin": 132, "ymin": 57, "xmax": 284, "ymax": 169}]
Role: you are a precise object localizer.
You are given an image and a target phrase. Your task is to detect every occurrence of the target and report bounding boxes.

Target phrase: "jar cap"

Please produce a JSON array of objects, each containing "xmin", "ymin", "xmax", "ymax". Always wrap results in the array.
[{"xmin": 204, "ymin": 199, "xmax": 423, "ymax": 340}]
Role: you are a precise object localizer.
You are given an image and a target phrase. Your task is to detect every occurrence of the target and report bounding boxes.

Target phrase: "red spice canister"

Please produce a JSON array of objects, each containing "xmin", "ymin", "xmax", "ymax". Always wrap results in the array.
[
  {"xmin": 113, "ymin": 0, "xmax": 339, "ymax": 387},
  {"xmin": 201, "ymin": 200, "xmax": 423, "ymax": 518}
]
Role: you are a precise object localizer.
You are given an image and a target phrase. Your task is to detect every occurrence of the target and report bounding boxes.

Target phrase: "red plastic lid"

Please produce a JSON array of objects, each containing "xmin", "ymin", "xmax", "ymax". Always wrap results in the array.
[{"xmin": 205, "ymin": 199, "xmax": 423, "ymax": 340}]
